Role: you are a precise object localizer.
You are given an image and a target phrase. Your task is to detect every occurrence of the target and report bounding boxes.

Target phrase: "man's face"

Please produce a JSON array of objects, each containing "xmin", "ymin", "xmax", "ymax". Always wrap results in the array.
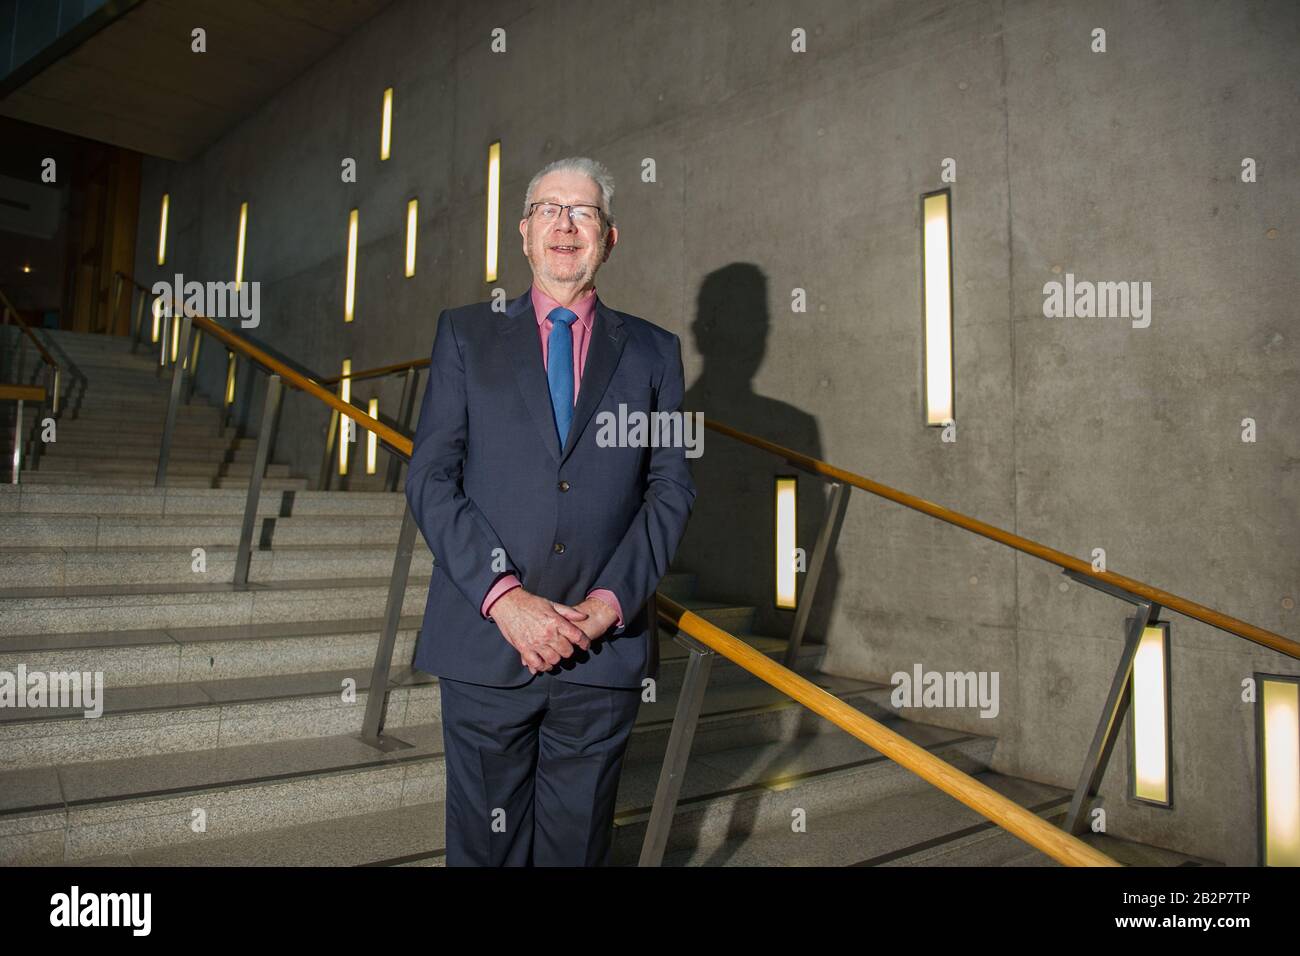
[{"xmin": 519, "ymin": 169, "xmax": 617, "ymax": 287}]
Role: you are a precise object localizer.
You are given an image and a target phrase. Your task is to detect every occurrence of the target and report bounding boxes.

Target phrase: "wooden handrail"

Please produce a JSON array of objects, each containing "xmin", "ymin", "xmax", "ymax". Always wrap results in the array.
[
  {"xmin": 319, "ymin": 356, "xmax": 430, "ymax": 386},
  {"xmin": 115, "ymin": 272, "xmax": 152, "ymax": 294},
  {"xmin": 656, "ymin": 593, "xmax": 1120, "ymax": 867},
  {"xmin": 116, "ymin": 270, "xmax": 1292, "ymax": 659},
  {"xmin": 0, "ymin": 384, "xmax": 46, "ymax": 402},
  {"xmin": 172, "ymin": 305, "xmax": 414, "ymax": 459},
  {"xmin": 0, "ymin": 290, "xmax": 59, "ymax": 370},
  {"xmin": 703, "ymin": 419, "xmax": 1299, "ymax": 660}
]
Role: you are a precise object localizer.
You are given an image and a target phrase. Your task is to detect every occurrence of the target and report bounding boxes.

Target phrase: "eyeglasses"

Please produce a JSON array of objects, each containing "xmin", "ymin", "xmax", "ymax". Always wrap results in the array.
[{"xmin": 527, "ymin": 201, "xmax": 604, "ymax": 226}]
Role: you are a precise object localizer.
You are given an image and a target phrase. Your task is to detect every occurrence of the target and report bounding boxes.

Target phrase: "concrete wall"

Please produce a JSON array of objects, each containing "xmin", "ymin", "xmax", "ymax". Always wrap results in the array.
[{"xmin": 131, "ymin": 0, "xmax": 1300, "ymax": 865}]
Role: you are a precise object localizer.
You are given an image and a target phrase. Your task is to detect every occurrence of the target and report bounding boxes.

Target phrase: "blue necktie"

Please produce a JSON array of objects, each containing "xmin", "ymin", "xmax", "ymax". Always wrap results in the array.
[{"xmin": 547, "ymin": 307, "xmax": 578, "ymax": 448}]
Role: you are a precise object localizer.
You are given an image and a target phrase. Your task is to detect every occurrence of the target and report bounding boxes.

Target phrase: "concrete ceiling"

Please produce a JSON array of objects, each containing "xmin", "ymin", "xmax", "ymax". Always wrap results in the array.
[{"xmin": 0, "ymin": 0, "xmax": 395, "ymax": 162}]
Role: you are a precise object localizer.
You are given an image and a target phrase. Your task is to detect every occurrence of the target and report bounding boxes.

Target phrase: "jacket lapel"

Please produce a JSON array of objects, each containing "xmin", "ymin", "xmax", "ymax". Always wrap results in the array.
[
  {"xmin": 504, "ymin": 291, "xmax": 562, "ymax": 463},
  {"xmin": 563, "ymin": 298, "xmax": 626, "ymax": 461},
  {"xmin": 501, "ymin": 290, "xmax": 627, "ymax": 465}
]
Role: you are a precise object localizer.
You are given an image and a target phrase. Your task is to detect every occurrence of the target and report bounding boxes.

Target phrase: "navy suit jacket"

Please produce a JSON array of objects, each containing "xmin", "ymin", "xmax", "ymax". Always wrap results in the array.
[{"xmin": 406, "ymin": 288, "xmax": 697, "ymax": 689}]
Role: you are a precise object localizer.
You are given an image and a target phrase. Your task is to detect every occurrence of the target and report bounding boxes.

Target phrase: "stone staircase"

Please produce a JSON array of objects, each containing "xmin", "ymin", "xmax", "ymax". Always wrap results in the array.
[
  {"xmin": 0, "ymin": 330, "xmax": 1216, "ymax": 867},
  {"xmin": 1, "ymin": 327, "xmax": 307, "ymax": 490}
]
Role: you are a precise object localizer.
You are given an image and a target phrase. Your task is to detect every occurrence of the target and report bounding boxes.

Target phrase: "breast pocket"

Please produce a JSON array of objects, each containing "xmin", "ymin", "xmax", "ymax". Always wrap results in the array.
[{"xmin": 605, "ymin": 383, "xmax": 654, "ymax": 412}]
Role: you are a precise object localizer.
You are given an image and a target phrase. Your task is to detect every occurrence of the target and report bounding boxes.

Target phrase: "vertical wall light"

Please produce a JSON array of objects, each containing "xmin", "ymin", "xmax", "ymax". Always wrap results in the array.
[
  {"xmin": 380, "ymin": 87, "xmax": 393, "ymax": 161},
  {"xmin": 151, "ymin": 296, "xmax": 163, "ymax": 343},
  {"xmin": 485, "ymin": 140, "xmax": 501, "ymax": 283},
  {"xmin": 235, "ymin": 201, "xmax": 248, "ymax": 288},
  {"xmin": 921, "ymin": 189, "xmax": 954, "ymax": 426},
  {"xmin": 338, "ymin": 359, "xmax": 352, "ymax": 476},
  {"xmin": 345, "ymin": 208, "xmax": 359, "ymax": 323},
  {"xmin": 366, "ymin": 397, "xmax": 379, "ymax": 474},
  {"xmin": 225, "ymin": 352, "xmax": 236, "ymax": 406},
  {"xmin": 157, "ymin": 194, "xmax": 169, "ymax": 266},
  {"xmin": 1256, "ymin": 674, "xmax": 1300, "ymax": 866},
  {"xmin": 1130, "ymin": 621, "xmax": 1171, "ymax": 806},
  {"xmin": 774, "ymin": 475, "xmax": 798, "ymax": 610},
  {"xmin": 405, "ymin": 199, "xmax": 418, "ymax": 278},
  {"xmin": 169, "ymin": 314, "xmax": 180, "ymax": 364}
]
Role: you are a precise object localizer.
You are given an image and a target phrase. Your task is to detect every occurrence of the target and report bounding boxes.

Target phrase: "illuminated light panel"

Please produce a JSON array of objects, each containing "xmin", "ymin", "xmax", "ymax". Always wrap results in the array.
[
  {"xmin": 775, "ymin": 476, "xmax": 797, "ymax": 610},
  {"xmin": 158, "ymin": 194, "xmax": 169, "ymax": 265},
  {"xmin": 922, "ymin": 190, "xmax": 954, "ymax": 426},
  {"xmin": 339, "ymin": 359, "xmax": 352, "ymax": 476},
  {"xmin": 380, "ymin": 87, "xmax": 393, "ymax": 161},
  {"xmin": 235, "ymin": 201, "xmax": 248, "ymax": 287},
  {"xmin": 1260, "ymin": 677, "xmax": 1300, "ymax": 867},
  {"xmin": 1131, "ymin": 623, "xmax": 1170, "ymax": 805},
  {"xmin": 485, "ymin": 140, "xmax": 500, "ymax": 283},
  {"xmin": 405, "ymin": 199, "xmax": 418, "ymax": 278},
  {"xmin": 367, "ymin": 397, "xmax": 379, "ymax": 474},
  {"xmin": 345, "ymin": 209, "xmax": 359, "ymax": 323}
]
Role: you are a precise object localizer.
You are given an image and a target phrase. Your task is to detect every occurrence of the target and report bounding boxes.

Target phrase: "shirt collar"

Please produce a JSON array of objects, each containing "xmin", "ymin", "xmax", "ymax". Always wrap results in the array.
[{"xmin": 531, "ymin": 283, "xmax": 597, "ymax": 333}]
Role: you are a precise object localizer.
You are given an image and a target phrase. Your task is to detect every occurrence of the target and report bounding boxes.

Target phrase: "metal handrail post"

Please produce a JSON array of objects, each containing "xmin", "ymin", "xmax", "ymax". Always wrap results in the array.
[
  {"xmin": 385, "ymin": 366, "xmax": 417, "ymax": 492},
  {"xmin": 318, "ymin": 406, "xmax": 339, "ymax": 491},
  {"xmin": 131, "ymin": 288, "xmax": 147, "ymax": 353},
  {"xmin": 10, "ymin": 398, "xmax": 22, "ymax": 484},
  {"xmin": 154, "ymin": 311, "xmax": 192, "ymax": 487},
  {"xmin": 185, "ymin": 330, "xmax": 202, "ymax": 404},
  {"xmin": 156, "ymin": 300, "xmax": 173, "ymax": 381},
  {"xmin": 358, "ymin": 502, "xmax": 419, "ymax": 751},
  {"xmin": 638, "ymin": 632, "xmax": 716, "ymax": 866},
  {"xmin": 783, "ymin": 480, "xmax": 851, "ymax": 669},
  {"xmin": 110, "ymin": 274, "xmax": 123, "ymax": 334},
  {"xmin": 221, "ymin": 351, "xmax": 235, "ymax": 433},
  {"xmin": 233, "ymin": 374, "xmax": 282, "ymax": 586},
  {"xmin": 1060, "ymin": 565, "xmax": 1165, "ymax": 835}
]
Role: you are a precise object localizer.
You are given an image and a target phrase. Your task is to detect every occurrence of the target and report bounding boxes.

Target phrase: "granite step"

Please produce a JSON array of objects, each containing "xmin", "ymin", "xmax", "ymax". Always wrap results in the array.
[
  {"xmin": 0, "ymin": 543, "xmax": 436, "ymax": 588},
  {"xmin": 0, "ymin": 512, "xmax": 405, "ymax": 547},
  {"xmin": 16, "ymin": 473, "xmax": 310, "ymax": 490},
  {"xmin": 0, "ymin": 575, "xmax": 434, "ymax": 636},
  {"xmin": 0, "ymin": 630, "xmax": 830, "ymax": 770},
  {"xmin": 0, "ymin": 485, "xmax": 405, "ymax": 517},
  {"xmin": 0, "ymin": 676, "xmax": 958, "ymax": 864}
]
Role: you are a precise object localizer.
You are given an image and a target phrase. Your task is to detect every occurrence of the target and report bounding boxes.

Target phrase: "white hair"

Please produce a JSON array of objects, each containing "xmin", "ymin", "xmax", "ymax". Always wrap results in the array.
[{"xmin": 522, "ymin": 156, "xmax": 615, "ymax": 226}]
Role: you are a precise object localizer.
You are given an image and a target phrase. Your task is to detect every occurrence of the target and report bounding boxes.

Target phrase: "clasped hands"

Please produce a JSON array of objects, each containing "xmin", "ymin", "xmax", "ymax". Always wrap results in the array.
[{"xmin": 491, "ymin": 588, "xmax": 619, "ymax": 675}]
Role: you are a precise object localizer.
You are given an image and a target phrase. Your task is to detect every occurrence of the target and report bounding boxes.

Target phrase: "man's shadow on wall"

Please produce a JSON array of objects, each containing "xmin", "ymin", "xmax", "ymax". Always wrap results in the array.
[
  {"xmin": 670, "ymin": 262, "xmax": 846, "ymax": 864},
  {"xmin": 677, "ymin": 262, "xmax": 841, "ymax": 646}
]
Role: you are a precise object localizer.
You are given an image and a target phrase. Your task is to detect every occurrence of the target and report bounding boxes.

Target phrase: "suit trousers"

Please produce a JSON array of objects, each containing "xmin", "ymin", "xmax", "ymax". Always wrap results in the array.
[{"xmin": 439, "ymin": 668, "xmax": 642, "ymax": 866}]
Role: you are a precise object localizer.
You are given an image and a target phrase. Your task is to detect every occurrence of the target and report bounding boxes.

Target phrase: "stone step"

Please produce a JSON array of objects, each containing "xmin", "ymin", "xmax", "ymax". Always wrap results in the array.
[
  {"xmin": 872, "ymin": 805, "xmax": 1219, "ymax": 867},
  {"xmin": 0, "ymin": 612, "xmax": 818, "ymax": 699},
  {"xmin": 0, "ymin": 485, "xmax": 405, "ymax": 518},
  {"xmin": 0, "ymin": 664, "xmax": 429, "ymax": 771},
  {"xmin": 39, "ymin": 432, "xmax": 242, "ymax": 451},
  {"xmin": 0, "ymin": 512, "xmax": 406, "ymax": 548},
  {"xmin": 0, "ymin": 615, "xmax": 426, "ymax": 690},
  {"xmin": 645, "ymin": 776, "xmax": 1068, "ymax": 867},
  {"xmin": 54, "ymin": 404, "xmax": 224, "ymax": 423},
  {"xmin": 0, "ymin": 676, "xmax": 952, "ymax": 864},
  {"xmin": 14, "ymin": 473, "xmax": 310, "ymax": 490},
  {"xmin": 51, "ymin": 416, "xmax": 234, "ymax": 433},
  {"xmin": 0, "ymin": 574, "xmax": 432, "ymax": 637},
  {"xmin": 0, "ymin": 634, "xmax": 830, "ymax": 770},
  {"xmin": 28, "ymin": 459, "xmax": 294, "ymax": 477},
  {"xmin": 0, "ymin": 542, "xmax": 438, "ymax": 587},
  {"xmin": 37, "ymin": 442, "xmax": 242, "ymax": 463}
]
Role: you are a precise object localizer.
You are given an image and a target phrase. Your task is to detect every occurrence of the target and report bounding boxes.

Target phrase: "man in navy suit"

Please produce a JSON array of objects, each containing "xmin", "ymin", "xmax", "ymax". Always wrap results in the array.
[{"xmin": 405, "ymin": 157, "xmax": 696, "ymax": 866}]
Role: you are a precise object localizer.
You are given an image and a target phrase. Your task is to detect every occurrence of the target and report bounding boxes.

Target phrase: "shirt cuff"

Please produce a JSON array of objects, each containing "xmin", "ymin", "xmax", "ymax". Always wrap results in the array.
[
  {"xmin": 587, "ymin": 589, "xmax": 624, "ymax": 631},
  {"xmin": 482, "ymin": 574, "xmax": 522, "ymax": 620}
]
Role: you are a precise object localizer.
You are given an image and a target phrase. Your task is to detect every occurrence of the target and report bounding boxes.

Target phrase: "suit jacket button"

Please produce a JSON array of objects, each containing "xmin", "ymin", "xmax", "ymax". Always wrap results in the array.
[
  {"xmin": 554, "ymin": 542, "xmax": 565, "ymax": 554},
  {"xmin": 558, "ymin": 480, "xmax": 570, "ymax": 492}
]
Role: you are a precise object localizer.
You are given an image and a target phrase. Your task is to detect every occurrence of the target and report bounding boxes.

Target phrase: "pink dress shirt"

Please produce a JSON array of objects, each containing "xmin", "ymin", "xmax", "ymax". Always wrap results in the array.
[{"xmin": 479, "ymin": 284, "xmax": 625, "ymax": 631}]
